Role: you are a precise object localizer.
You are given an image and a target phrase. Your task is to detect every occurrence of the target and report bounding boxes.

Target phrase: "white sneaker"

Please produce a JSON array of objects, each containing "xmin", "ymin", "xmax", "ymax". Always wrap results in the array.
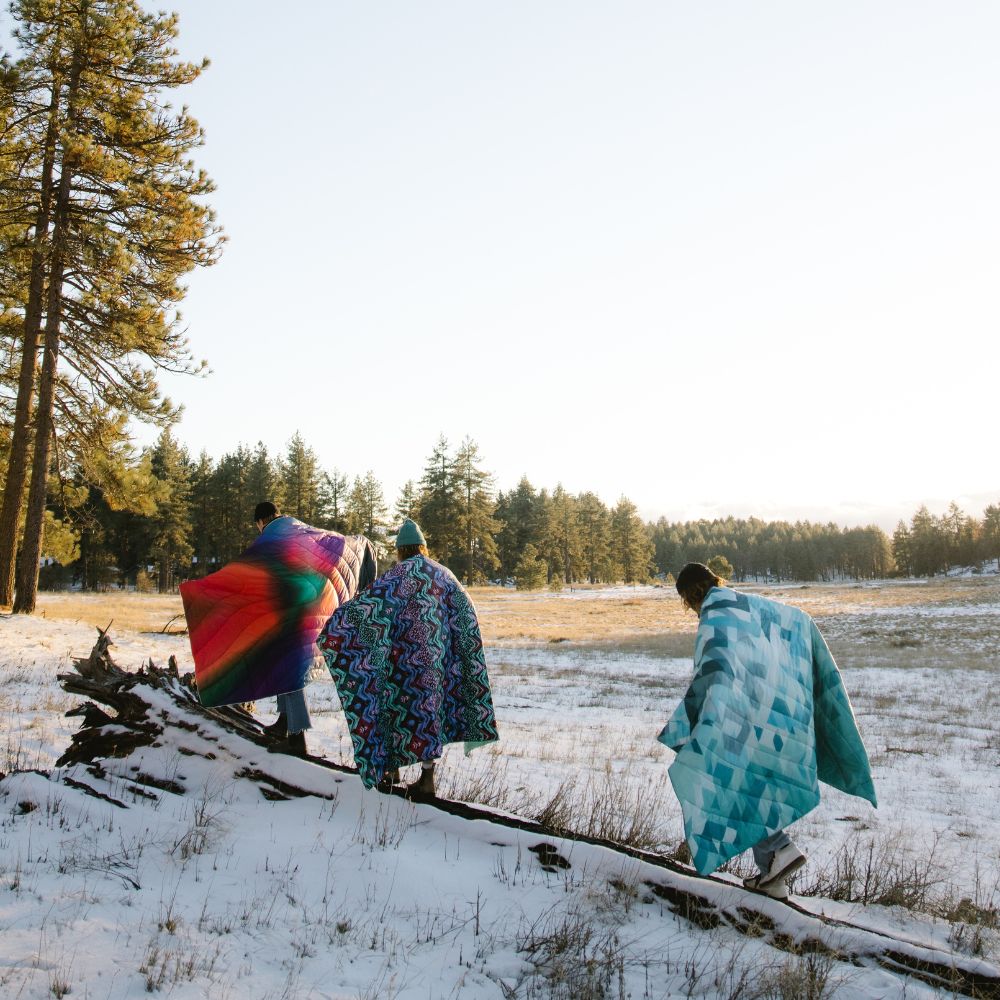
[
  {"xmin": 743, "ymin": 843, "xmax": 807, "ymax": 898},
  {"xmin": 742, "ymin": 873, "xmax": 790, "ymax": 899}
]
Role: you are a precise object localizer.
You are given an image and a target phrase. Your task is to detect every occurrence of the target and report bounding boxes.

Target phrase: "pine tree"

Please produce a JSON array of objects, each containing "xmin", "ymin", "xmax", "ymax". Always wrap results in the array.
[
  {"xmin": 577, "ymin": 491, "xmax": 612, "ymax": 583},
  {"xmin": 891, "ymin": 521, "xmax": 911, "ymax": 577},
  {"xmin": 909, "ymin": 506, "xmax": 945, "ymax": 577},
  {"xmin": 707, "ymin": 555, "xmax": 734, "ymax": 580},
  {"xmin": 56, "ymin": 439, "xmax": 159, "ymax": 589},
  {"xmin": 417, "ymin": 435, "xmax": 460, "ymax": 564},
  {"xmin": 496, "ymin": 476, "xmax": 540, "ymax": 580},
  {"xmin": 278, "ymin": 433, "xmax": 321, "ymax": 523},
  {"xmin": 394, "ymin": 479, "xmax": 419, "ymax": 525},
  {"xmin": 982, "ymin": 503, "xmax": 1000, "ymax": 570},
  {"xmin": 546, "ymin": 485, "xmax": 583, "ymax": 585},
  {"xmin": 346, "ymin": 471, "xmax": 389, "ymax": 541},
  {"xmin": 145, "ymin": 429, "xmax": 192, "ymax": 592},
  {"xmin": 212, "ymin": 445, "xmax": 253, "ymax": 562},
  {"xmin": 610, "ymin": 496, "xmax": 653, "ymax": 584},
  {"xmin": 1, "ymin": 1, "xmax": 222, "ymax": 613},
  {"xmin": 246, "ymin": 443, "xmax": 280, "ymax": 515},
  {"xmin": 942, "ymin": 501, "xmax": 968, "ymax": 570},
  {"xmin": 513, "ymin": 542, "xmax": 547, "ymax": 590},
  {"xmin": 188, "ymin": 450, "xmax": 215, "ymax": 577},
  {"xmin": 451, "ymin": 437, "xmax": 499, "ymax": 584},
  {"xmin": 321, "ymin": 469, "xmax": 350, "ymax": 532}
]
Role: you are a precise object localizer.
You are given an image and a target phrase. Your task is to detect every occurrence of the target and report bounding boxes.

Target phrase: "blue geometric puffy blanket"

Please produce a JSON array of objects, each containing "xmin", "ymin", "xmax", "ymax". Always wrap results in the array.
[
  {"xmin": 317, "ymin": 554, "xmax": 499, "ymax": 788},
  {"xmin": 659, "ymin": 587, "xmax": 877, "ymax": 875}
]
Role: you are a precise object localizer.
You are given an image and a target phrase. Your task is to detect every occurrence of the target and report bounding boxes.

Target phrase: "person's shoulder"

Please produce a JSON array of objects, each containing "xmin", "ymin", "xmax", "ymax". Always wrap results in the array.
[
  {"xmin": 263, "ymin": 515, "xmax": 299, "ymax": 534},
  {"xmin": 703, "ymin": 585, "xmax": 745, "ymax": 612},
  {"xmin": 419, "ymin": 556, "xmax": 463, "ymax": 587},
  {"xmin": 744, "ymin": 589, "xmax": 813, "ymax": 629}
]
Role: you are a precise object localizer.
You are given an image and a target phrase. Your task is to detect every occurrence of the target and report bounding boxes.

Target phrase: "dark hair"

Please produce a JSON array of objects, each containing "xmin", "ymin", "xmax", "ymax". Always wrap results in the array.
[
  {"xmin": 253, "ymin": 501, "xmax": 279, "ymax": 524},
  {"xmin": 396, "ymin": 543, "xmax": 428, "ymax": 561},
  {"xmin": 675, "ymin": 562, "xmax": 723, "ymax": 612}
]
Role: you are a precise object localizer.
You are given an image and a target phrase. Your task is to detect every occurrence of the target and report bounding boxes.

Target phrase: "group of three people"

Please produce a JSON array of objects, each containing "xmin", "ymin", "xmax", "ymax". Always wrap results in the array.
[{"xmin": 181, "ymin": 504, "xmax": 876, "ymax": 901}]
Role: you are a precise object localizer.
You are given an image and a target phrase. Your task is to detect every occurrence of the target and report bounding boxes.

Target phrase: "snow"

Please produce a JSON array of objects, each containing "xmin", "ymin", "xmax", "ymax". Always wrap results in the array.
[{"xmin": 2, "ymin": 585, "xmax": 999, "ymax": 998}]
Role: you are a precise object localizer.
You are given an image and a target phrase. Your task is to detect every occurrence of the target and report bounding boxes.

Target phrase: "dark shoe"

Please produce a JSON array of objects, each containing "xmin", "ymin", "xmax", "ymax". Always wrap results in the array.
[
  {"xmin": 268, "ymin": 731, "xmax": 307, "ymax": 757},
  {"xmin": 376, "ymin": 768, "xmax": 400, "ymax": 792},
  {"xmin": 405, "ymin": 764, "xmax": 436, "ymax": 798},
  {"xmin": 263, "ymin": 713, "xmax": 288, "ymax": 738}
]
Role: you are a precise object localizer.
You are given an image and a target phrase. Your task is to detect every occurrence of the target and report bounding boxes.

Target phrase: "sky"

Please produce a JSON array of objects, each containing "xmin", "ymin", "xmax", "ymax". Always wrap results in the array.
[{"xmin": 10, "ymin": 2, "xmax": 1000, "ymax": 529}]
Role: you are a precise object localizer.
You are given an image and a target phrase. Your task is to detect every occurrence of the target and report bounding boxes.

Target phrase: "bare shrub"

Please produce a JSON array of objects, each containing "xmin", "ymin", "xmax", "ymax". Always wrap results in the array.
[
  {"xmin": 794, "ymin": 830, "xmax": 945, "ymax": 911},
  {"xmin": 536, "ymin": 778, "xmax": 578, "ymax": 833},
  {"xmin": 438, "ymin": 756, "xmax": 543, "ymax": 818},
  {"xmin": 350, "ymin": 797, "xmax": 416, "ymax": 851},
  {"xmin": 943, "ymin": 869, "xmax": 1000, "ymax": 958},
  {"xmin": 515, "ymin": 905, "xmax": 626, "ymax": 1000},
  {"xmin": 138, "ymin": 939, "xmax": 220, "ymax": 992},
  {"xmin": 533, "ymin": 767, "xmax": 674, "ymax": 850},
  {"xmin": 2, "ymin": 731, "xmax": 27, "ymax": 773},
  {"xmin": 751, "ymin": 951, "xmax": 840, "ymax": 1000}
]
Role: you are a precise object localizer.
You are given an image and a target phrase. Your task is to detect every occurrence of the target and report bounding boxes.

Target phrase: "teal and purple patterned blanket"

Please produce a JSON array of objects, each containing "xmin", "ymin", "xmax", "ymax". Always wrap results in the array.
[
  {"xmin": 659, "ymin": 587, "xmax": 877, "ymax": 875},
  {"xmin": 317, "ymin": 555, "xmax": 499, "ymax": 788}
]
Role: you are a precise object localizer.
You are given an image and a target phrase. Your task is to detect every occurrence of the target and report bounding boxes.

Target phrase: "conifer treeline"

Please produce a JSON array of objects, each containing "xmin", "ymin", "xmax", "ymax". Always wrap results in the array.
[{"xmin": 36, "ymin": 430, "xmax": 1000, "ymax": 591}]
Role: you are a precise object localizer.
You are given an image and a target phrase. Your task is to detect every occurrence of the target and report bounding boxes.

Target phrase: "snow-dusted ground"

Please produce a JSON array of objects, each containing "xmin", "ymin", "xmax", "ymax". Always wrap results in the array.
[{"xmin": 1, "ymin": 584, "xmax": 999, "ymax": 998}]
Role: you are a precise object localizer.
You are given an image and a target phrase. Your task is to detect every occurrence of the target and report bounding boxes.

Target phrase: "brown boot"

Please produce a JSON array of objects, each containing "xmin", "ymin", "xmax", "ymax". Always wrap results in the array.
[
  {"xmin": 263, "ymin": 713, "xmax": 287, "ymax": 738},
  {"xmin": 406, "ymin": 763, "xmax": 436, "ymax": 798},
  {"xmin": 267, "ymin": 730, "xmax": 306, "ymax": 757},
  {"xmin": 376, "ymin": 768, "xmax": 400, "ymax": 792}
]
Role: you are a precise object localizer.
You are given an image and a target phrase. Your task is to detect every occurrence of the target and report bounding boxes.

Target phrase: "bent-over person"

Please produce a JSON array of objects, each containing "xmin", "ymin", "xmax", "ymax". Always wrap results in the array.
[{"xmin": 659, "ymin": 563, "xmax": 877, "ymax": 899}]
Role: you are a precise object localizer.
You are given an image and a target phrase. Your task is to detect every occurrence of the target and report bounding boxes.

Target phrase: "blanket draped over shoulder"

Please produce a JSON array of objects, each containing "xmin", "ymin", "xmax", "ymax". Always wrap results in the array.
[
  {"xmin": 180, "ymin": 518, "xmax": 372, "ymax": 708},
  {"xmin": 317, "ymin": 554, "xmax": 499, "ymax": 788},
  {"xmin": 659, "ymin": 587, "xmax": 877, "ymax": 875}
]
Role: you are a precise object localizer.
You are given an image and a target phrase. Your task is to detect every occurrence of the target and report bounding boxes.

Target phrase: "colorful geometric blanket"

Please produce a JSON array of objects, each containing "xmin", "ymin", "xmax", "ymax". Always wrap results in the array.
[
  {"xmin": 659, "ymin": 587, "xmax": 877, "ymax": 875},
  {"xmin": 180, "ymin": 517, "xmax": 373, "ymax": 708},
  {"xmin": 317, "ymin": 554, "xmax": 499, "ymax": 788}
]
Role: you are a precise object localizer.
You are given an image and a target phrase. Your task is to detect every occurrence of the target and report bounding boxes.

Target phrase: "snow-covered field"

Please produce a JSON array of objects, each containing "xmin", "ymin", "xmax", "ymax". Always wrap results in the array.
[{"xmin": 1, "ymin": 579, "xmax": 999, "ymax": 998}]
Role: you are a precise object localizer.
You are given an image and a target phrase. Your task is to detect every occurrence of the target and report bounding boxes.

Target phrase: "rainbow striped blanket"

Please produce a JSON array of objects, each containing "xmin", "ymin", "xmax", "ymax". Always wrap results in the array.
[
  {"xmin": 180, "ymin": 517, "xmax": 373, "ymax": 708},
  {"xmin": 317, "ymin": 555, "xmax": 499, "ymax": 788}
]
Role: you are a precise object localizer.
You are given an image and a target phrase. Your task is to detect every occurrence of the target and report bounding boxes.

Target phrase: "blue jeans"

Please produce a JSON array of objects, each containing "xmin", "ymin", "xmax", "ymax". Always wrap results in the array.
[
  {"xmin": 276, "ymin": 689, "xmax": 311, "ymax": 735},
  {"xmin": 752, "ymin": 829, "xmax": 792, "ymax": 873}
]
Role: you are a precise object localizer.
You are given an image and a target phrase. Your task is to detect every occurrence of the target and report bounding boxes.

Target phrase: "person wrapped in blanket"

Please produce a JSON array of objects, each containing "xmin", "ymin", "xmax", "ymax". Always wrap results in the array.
[
  {"xmin": 253, "ymin": 502, "xmax": 377, "ymax": 755},
  {"xmin": 317, "ymin": 518, "xmax": 499, "ymax": 796},
  {"xmin": 180, "ymin": 500, "xmax": 376, "ymax": 758},
  {"xmin": 660, "ymin": 563, "xmax": 876, "ymax": 899}
]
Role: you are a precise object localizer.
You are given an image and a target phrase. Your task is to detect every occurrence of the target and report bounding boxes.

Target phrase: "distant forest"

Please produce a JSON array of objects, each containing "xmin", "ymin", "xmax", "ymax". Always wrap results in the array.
[{"xmin": 28, "ymin": 430, "xmax": 1000, "ymax": 592}]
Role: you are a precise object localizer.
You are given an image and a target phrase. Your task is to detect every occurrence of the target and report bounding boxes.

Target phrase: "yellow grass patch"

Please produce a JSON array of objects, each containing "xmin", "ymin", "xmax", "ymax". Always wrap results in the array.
[
  {"xmin": 30, "ymin": 575, "xmax": 999, "ymax": 644},
  {"xmin": 33, "ymin": 592, "xmax": 187, "ymax": 635}
]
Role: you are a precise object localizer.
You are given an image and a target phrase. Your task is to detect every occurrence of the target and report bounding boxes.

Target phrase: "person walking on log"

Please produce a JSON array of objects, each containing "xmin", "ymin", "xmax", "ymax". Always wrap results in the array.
[
  {"xmin": 317, "ymin": 518, "xmax": 498, "ymax": 795},
  {"xmin": 659, "ymin": 562, "xmax": 877, "ymax": 899},
  {"xmin": 180, "ymin": 501, "xmax": 376, "ymax": 757}
]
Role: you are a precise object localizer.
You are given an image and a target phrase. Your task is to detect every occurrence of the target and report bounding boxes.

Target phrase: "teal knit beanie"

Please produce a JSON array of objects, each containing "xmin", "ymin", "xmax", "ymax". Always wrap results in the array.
[{"xmin": 395, "ymin": 518, "xmax": 426, "ymax": 547}]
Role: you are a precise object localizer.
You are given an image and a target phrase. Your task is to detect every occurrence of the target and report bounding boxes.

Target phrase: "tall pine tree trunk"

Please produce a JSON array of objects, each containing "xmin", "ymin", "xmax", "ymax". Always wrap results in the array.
[
  {"xmin": 0, "ymin": 77, "xmax": 63, "ymax": 606},
  {"xmin": 12, "ymin": 41, "xmax": 82, "ymax": 614},
  {"xmin": 13, "ymin": 197, "xmax": 70, "ymax": 613}
]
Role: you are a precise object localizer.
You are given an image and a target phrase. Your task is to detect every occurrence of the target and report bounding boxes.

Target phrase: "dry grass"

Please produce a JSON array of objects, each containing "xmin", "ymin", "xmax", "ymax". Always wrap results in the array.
[
  {"xmin": 32, "ymin": 576, "xmax": 1000, "ymax": 646},
  {"xmin": 32, "ymin": 592, "xmax": 187, "ymax": 634}
]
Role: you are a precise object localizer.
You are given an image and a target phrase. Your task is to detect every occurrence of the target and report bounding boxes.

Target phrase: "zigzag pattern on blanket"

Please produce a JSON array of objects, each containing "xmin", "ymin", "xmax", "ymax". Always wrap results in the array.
[
  {"xmin": 317, "ymin": 555, "xmax": 498, "ymax": 788},
  {"xmin": 181, "ymin": 518, "xmax": 368, "ymax": 708}
]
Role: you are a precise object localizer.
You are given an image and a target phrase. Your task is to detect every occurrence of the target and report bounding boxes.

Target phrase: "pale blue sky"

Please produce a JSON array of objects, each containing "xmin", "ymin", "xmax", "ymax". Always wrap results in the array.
[{"xmin": 13, "ymin": 2, "xmax": 1000, "ymax": 527}]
